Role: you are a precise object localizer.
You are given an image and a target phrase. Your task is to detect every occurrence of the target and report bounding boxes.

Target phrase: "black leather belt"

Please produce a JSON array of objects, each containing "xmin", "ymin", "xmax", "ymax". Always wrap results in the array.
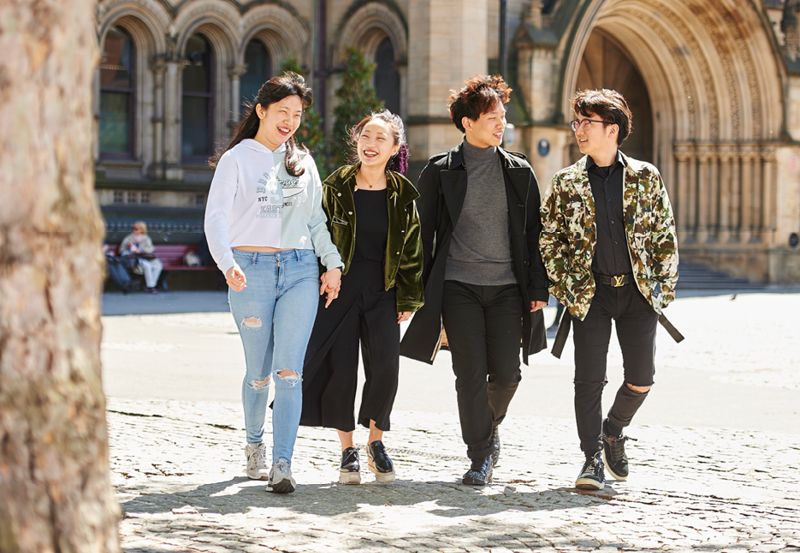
[{"xmin": 593, "ymin": 272, "xmax": 634, "ymax": 287}]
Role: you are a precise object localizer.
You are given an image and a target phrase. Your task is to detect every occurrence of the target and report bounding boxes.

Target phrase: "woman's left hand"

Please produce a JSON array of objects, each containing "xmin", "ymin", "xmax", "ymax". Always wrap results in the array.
[
  {"xmin": 320, "ymin": 268, "xmax": 342, "ymax": 308},
  {"xmin": 397, "ymin": 312, "xmax": 412, "ymax": 323}
]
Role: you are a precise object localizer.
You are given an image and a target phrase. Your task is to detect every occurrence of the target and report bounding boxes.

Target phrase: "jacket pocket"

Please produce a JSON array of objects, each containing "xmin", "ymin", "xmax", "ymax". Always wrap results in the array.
[{"xmin": 332, "ymin": 216, "xmax": 349, "ymax": 226}]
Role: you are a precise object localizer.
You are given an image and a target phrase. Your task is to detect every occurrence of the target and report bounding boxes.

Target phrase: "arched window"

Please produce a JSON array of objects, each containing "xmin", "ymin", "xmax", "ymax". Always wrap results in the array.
[
  {"xmin": 99, "ymin": 26, "xmax": 135, "ymax": 158},
  {"xmin": 241, "ymin": 40, "xmax": 272, "ymax": 113},
  {"xmin": 374, "ymin": 37, "xmax": 400, "ymax": 115},
  {"xmin": 182, "ymin": 34, "xmax": 214, "ymax": 162}
]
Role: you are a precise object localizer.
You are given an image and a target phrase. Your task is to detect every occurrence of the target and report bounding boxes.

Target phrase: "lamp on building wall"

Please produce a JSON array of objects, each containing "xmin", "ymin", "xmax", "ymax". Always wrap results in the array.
[{"xmin": 503, "ymin": 123, "xmax": 515, "ymax": 147}]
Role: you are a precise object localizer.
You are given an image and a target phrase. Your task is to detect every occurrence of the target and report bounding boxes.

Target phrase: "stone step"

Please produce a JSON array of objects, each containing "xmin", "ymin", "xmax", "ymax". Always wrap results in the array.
[{"xmin": 676, "ymin": 262, "xmax": 766, "ymax": 290}]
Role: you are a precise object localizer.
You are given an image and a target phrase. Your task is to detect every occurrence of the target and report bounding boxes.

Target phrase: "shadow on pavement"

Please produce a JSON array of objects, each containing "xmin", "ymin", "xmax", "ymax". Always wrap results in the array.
[{"xmin": 120, "ymin": 476, "xmax": 610, "ymax": 520}]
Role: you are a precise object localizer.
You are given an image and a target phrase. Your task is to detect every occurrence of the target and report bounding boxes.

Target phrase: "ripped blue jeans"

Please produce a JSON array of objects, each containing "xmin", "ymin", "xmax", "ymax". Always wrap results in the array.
[{"xmin": 229, "ymin": 249, "xmax": 319, "ymax": 464}]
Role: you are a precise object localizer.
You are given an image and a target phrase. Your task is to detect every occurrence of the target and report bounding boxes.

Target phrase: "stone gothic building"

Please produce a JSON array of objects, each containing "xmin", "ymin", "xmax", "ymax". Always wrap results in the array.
[{"xmin": 95, "ymin": 0, "xmax": 800, "ymax": 282}]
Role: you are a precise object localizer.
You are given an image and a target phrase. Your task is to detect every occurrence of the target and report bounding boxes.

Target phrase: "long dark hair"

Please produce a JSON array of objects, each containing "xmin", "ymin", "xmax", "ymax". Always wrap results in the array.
[
  {"xmin": 209, "ymin": 72, "xmax": 313, "ymax": 176},
  {"xmin": 349, "ymin": 109, "xmax": 409, "ymax": 176}
]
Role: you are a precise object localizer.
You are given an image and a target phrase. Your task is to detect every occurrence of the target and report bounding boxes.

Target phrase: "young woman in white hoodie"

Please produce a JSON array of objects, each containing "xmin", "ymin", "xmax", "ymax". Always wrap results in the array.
[{"xmin": 204, "ymin": 72, "xmax": 343, "ymax": 494}]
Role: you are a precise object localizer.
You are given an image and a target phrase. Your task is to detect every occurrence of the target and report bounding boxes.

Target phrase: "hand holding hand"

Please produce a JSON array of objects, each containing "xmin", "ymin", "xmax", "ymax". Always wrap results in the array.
[
  {"xmin": 530, "ymin": 300, "xmax": 548, "ymax": 312},
  {"xmin": 320, "ymin": 268, "xmax": 342, "ymax": 308},
  {"xmin": 226, "ymin": 264, "xmax": 247, "ymax": 292}
]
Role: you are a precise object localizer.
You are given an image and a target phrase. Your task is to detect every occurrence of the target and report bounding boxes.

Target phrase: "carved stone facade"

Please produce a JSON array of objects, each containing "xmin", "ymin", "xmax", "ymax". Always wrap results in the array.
[
  {"xmin": 520, "ymin": 0, "xmax": 800, "ymax": 283},
  {"xmin": 95, "ymin": 0, "xmax": 800, "ymax": 282}
]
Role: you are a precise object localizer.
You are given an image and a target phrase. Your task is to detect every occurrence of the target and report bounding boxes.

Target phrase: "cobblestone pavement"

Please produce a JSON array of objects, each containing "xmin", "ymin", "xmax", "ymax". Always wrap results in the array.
[
  {"xmin": 109, "ymin": 397, "xmax": 800, "ymax": 552},
  {"xmin": 105, "ymin": 292, "xmax": 800, "ymax": 552}
]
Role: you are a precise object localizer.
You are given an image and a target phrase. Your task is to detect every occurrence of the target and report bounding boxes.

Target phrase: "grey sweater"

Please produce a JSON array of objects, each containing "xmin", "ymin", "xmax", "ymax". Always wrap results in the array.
[{"xmin": 445, "ymin": 140, "xmax": 516, "ymax": 286}]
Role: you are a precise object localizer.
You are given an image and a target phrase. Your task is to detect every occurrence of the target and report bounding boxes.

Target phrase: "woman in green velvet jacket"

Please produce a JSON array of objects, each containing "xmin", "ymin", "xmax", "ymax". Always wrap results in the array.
[{"xmin": 299, "ymin": 110, "xmax": 424, "ymax": 486}]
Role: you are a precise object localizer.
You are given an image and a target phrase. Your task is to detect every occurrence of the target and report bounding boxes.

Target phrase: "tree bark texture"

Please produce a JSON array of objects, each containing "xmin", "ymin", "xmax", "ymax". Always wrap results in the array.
[{"xmin": 0, "ymin": 1, "xmax": 121, "ymax": 552}]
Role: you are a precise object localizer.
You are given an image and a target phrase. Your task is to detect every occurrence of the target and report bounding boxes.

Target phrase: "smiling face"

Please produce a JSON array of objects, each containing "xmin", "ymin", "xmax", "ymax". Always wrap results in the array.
[
  {"xmin": 356, "ymin": 118, "xmax": 400, "ymax": 170},
  {"xmin": 256, "ymin": 95, "xmax": 304, "ymax": 151},
  {"xmin": 463, "ymin": 101, "xmax": 506, "ymax": 148},
  {"xmin": 574, "ymin": 110, "xmax": 618, "ymax": 161}
]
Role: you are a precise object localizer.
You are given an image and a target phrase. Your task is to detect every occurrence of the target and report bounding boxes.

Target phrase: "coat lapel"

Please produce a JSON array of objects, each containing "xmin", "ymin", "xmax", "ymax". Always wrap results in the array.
[
  {"xmin": 503, "ymin": 166, "xmax": 530, "ymax": 233},
  {"xmin": 440, "ymin": 170, "xmax": 467, "ymax": 226}
]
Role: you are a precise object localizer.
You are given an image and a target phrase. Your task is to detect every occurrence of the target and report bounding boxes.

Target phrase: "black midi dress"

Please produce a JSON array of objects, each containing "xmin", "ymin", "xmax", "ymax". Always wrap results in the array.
[{"xmin": 300, "ymin": 188, "xmax": 400, "ymax": 432}]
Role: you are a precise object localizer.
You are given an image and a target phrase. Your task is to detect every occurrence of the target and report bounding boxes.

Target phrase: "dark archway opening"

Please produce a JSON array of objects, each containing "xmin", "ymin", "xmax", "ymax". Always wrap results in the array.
[
  {"xmin": 570, "ymin": 29, "xmax": 654, "ymax": 165},
  {"xmin": 374, "ymin": 37, "xmax": 400, "ymax": 115}
]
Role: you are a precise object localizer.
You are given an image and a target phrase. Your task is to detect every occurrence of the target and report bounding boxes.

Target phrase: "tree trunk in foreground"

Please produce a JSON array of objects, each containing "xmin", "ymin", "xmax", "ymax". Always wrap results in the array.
[{"xmin": 0, "ymin": 0, "xmax": 121, "ymax": 551}]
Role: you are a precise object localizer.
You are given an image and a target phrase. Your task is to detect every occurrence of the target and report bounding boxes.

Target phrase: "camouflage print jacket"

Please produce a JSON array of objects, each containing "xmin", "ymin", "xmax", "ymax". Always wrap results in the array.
[{"xmin": 539, "ymin": 152, "xmax": 679, "ymax": 321}]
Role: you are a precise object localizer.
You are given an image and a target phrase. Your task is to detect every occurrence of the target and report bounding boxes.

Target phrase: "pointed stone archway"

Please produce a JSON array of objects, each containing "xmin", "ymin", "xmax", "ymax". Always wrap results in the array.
[
  {"xmin": 560, "ymin": 0, "xmax": 784, "ymax": 279},
  {"xmin": 571, "ymin": 29, "xmax": 654, "ymax": 166}
]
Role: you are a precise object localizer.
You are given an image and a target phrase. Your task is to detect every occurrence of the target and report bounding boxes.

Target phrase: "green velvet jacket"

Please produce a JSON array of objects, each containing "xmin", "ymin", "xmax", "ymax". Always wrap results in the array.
[{"xmin": 322, "ymin": 163, "xmax": 425, "ymax": 313}]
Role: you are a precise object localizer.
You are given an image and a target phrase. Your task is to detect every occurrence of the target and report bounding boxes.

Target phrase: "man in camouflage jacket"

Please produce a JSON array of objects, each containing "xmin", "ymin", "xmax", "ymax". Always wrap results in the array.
[{"xmin": 539, "ymin": 89, "xmax": 678, "ymax": 491}]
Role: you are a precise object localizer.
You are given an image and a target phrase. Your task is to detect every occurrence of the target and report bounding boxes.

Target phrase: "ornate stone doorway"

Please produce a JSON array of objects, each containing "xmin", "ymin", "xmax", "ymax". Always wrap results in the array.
[
  {"xmin": 571, "ymin": 30, "xmax": 653, "ymax": 166},
  {"xmin": 560, "ymin": 0, "xmax": 784, "ymax": 279}
]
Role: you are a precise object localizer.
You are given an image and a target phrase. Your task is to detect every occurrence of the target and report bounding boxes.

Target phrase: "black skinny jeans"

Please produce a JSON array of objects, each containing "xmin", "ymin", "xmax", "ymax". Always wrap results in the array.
[
  {"xmin": 572, "ymin": 281, "xmax": 659, "ymax": 456},
  {"xmin": 441, "ymin": 280, "xmax": 524, "ymax": 460}
]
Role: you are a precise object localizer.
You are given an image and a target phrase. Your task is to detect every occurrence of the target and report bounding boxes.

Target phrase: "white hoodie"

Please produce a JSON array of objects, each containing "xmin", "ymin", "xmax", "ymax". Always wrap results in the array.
[{"xmin": 204, "ymin": 139, "xmax": 343, "ymax": 274}]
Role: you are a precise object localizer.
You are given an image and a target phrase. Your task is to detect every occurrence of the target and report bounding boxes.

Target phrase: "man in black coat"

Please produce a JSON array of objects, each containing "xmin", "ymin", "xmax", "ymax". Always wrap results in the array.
[{"xmin": 400, "ymin": 75, "xmax": 549, "ymax": 485}]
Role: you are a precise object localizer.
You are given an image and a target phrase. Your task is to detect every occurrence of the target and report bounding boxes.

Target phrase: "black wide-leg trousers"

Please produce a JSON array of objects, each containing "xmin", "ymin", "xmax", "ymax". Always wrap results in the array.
[
  {"xmin": 571, "ymin": 282, "xmax": 659, "ymax": 456},
  {"xmin": 301, "ymin": 262, "xmax": 400, "ymax": 433},
  {"xmin": 441, "ymin": 280, "xmax": 524, "ymax": 460}
]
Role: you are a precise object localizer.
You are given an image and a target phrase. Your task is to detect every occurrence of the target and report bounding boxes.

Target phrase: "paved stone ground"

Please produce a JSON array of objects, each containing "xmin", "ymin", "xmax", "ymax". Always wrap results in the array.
[
  {"xmin": 105, "ymin": 291, "xmax": 800, "ymax": 552},
  {"xmin": 110, "ymin": 397, "xmax": 800, "ymax": 552}
]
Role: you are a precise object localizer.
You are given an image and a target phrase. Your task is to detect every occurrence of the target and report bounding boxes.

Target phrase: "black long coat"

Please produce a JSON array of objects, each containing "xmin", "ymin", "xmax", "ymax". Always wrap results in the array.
[{"xmin": 399, "ymin": 143, "xmax": 549, "ymax": 365}]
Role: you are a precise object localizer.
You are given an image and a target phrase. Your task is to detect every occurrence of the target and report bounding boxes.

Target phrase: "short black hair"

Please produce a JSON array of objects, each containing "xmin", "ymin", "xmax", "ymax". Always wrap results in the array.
[
  {"xmin": 447, "ymin": 75, "xmax": 511, "ymax": 133},
  {"xmin": 572, "ymin": 89, "xmax": 633, "ymax": 146}
]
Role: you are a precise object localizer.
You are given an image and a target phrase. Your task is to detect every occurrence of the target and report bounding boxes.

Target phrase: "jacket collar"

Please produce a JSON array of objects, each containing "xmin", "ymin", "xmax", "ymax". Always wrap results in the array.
[
  {"xmin": 447, "ymin": 141, "xmax": 523, "ymax": 170},
  {"xmin": 326, "ymin": 162, "xmax": 419, "ymax": 204}
]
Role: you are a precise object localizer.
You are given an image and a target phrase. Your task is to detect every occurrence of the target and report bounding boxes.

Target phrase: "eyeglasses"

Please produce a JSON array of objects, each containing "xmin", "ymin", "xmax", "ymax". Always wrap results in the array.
[{"xmin": 570, "ymin": 119, "xmax": 608, "ymax": 132}]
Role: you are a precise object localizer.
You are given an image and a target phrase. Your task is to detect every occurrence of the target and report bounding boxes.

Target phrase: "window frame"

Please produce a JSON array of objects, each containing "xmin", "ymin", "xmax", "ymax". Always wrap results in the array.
[{"xmin": 99, "ymin": 25, "xmax": 136, "ymax": 160}]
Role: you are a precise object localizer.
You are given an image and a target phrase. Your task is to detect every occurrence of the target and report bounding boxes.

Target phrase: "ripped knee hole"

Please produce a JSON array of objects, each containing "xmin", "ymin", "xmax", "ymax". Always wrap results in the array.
[
  {"xmin": 241, "ymin": 317, "xmax": 262, "ymax": 329},
  {"xmin": 276, "ymin": 370, "xmax": 301, "ymax": 386},
  {"xmin": 249, "ymin": 377, "xmax": 270, "ymax": 390}
]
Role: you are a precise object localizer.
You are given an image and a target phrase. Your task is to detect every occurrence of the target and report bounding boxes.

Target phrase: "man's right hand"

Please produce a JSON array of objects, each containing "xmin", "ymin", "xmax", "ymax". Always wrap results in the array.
[{"xmin": 226, "ymin": 265, "xmax": 247, "ymax": 292}]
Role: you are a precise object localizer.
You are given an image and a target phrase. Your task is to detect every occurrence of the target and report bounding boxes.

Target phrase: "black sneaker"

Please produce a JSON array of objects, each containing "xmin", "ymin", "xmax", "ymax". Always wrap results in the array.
[
  {"xmin": 575, "ymin": 452, "xmax": 604, "ymax": 490},
  {"xmin": 602, "ymin": 421, "xmax": 636, "ymax": 481},
  {"xmin": 339, "ymin": 447, "xmax": 361, "ymax": 485},
  {"xmin": 367, "ymin": 440, "xmax": 395, "ymax": 483},
  {"xmin": 490, "ymin": 426, "xmax": 501, "ymax": 467},
  {"xmin": 462, "ymin": 457, "xmax": 493, "ymax": 486}
]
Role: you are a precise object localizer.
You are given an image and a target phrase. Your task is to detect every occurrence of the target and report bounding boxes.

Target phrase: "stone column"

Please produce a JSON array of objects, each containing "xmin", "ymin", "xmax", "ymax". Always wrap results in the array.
[
  {"xmin": 696, "ymin": 147, "xmax": 710, "ymax": 244},
  {"xmin": 717, "ymin": 145, "xmax": 734, "ymax": 244},
  {"xmin": 729, "ymin": 148, "xmax": 741, "ymax": 243},
  {"xmin": 760, "ymin": 145, "xmax": 777, "ymax": 245},
  {"xmin": 397, "ymin": 64, "xmax": 409, "ymax": 121},
  {"xmin": 227, "ymin": 64, "xmax": 248, "ymax": 125},
  {"xmin": 750, "ymin": 145, "xmax": 763, "ymax": 244},
  {"xmin": 708, "ymin": 147, "xmax": 720, "ymax": 243},
  {"xmin": 674, "ymin": 145, "xmax": 690, "ymax": 237},
  {"xmin": 739, "ymin": 146, "xmax": 754, "ymax": 244},
  {"xmin": 407, "ymin": 0, "xmax": 488, "ymax": 178},
  {"xmin": 163, "ymin": 58, "xmax": 187, "ymax": 181},
  {"xmin": 687, "ymin": 153, "xmax": 698, "ymax": 243},
  {"xmin": 148, "ymin": 58, "xmax": 167, "ymax": 179}
]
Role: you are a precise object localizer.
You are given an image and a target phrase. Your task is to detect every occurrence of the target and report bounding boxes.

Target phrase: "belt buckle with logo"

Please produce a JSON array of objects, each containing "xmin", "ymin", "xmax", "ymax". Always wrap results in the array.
[{"xmin": 612, "ymin": 275, "xmax": 626, "ymax": 287}]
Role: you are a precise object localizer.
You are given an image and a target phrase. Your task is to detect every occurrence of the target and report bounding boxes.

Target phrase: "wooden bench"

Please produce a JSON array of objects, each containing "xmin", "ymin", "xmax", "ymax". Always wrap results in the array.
[
  {"xmin": 106, "ymin": 244, "xmax": 220, "ymax": 291},
  {"xmin": 107, "ymin": 244, "xmax": 216, "ymax": 271}
]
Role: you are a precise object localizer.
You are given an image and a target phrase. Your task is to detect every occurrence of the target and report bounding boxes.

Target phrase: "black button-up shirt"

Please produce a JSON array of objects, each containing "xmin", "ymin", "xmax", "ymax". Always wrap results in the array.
[{"xmin": 587, "ymin": 151, "xmax": 633, "ymax": 276}]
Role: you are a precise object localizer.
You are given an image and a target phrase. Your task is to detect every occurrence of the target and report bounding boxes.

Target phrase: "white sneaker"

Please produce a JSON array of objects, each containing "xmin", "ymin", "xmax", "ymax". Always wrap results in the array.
[
  {"xmin": 245, "ymin": 443, "xmax": 269, "ymax": 480},
  {"xmin": 267, "ymin": 458, "xmax": 296, "ymax": 494}
]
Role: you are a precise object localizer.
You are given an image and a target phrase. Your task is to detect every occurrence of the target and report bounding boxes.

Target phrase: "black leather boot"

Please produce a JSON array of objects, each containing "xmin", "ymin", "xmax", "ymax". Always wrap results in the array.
[{"xmin": 462, "ymin": 456, "xmax": 493, "ymax": 486}]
